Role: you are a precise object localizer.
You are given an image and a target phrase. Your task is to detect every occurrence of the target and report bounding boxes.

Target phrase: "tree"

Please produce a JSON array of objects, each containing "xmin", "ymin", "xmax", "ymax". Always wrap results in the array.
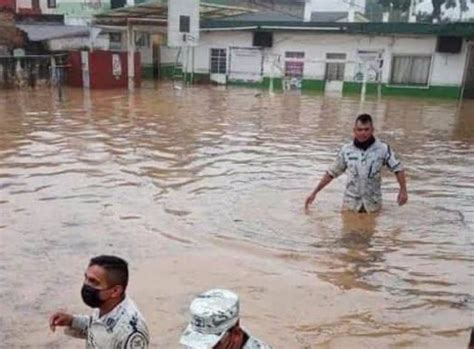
[{"xmin": 431, "ymin": 0, "xmax": 474, "ymax": 22}]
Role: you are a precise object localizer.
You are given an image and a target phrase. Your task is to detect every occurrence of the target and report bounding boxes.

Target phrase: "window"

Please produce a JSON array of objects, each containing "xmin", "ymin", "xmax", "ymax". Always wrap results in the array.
[
  {"xmin": 135, "ymin": 32, "xmax": 150, "ymax": 48},
  {"xmin": 326, "ymin": 53, "xmax": 346, "ymax": 60},
  {"xmin": 109, "ymin": 32, "xmax": 122, "ymax": 43},
  {"xmin": 110, "ymin": 0, "xmax": 126, "ymax": 9},
  {"xmin": 109, "ymin": 32, "xmax": 122, "ymax": 50},
  {"xmin": 180, "ymin": 15, "xmax": 190, "ymax": 33},
  {"xmin": 390, "ymin": 55, "xmax": 431, "ymax": 86},
  {"xmin": 285, "ymin": 61, "xmax": 304, "ymax": 77},
  {"xmin": 326, "ymin": 63, "xmax": 345, "ymax": 81},
  {"xmin": 47, "ymin": 0, "xmax": 56, "ymax": 8},
  {"xmin": 325, "ymin": 53, "xmax": 346, "ymax": 81},
  {"xmin": 210, "ymin": 48, "xmax": 226, "ymax": 74},
  {"xmin": 285, "ymin": 51, "xmax": 305, "ymax": 59},
  {"xmin": 284, "ymin": 51, "xmax": 305, "ymax": 77}
]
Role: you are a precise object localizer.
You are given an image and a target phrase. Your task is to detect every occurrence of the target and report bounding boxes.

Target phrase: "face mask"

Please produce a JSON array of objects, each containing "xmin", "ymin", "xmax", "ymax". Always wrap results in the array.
[{"xmin": 81, "ymin": 284, "xmax": 106, "ymax": 308}]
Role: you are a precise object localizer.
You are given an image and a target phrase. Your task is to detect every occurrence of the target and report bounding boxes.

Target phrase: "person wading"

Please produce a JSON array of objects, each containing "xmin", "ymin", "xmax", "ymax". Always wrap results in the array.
[
  {"xmin": 305, "ymin": 113, "xmax": 408, "ymax": 213},
  {"xmin": 49, "ymin": 255, "xmax": 149, "ymax": 348}
]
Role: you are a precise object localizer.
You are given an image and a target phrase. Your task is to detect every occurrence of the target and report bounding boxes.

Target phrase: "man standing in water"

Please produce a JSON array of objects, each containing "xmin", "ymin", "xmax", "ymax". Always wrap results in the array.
[
  {"xmin": 49, "ymin": 255, "xmax": 149, "ymax": 348},
  {"xmin": 305, "ymin": 114, "xmax": 407, "ymax": 213}
]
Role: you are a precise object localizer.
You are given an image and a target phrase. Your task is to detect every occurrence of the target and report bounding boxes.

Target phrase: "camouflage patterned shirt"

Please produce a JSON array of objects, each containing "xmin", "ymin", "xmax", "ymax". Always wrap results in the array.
[
  {"xmin": 68, "ymin": 297, "xmax": 150, "ymax": 349},
  {"xmin": 327, "ymin": 138, "xmax": 403, "ymax": 213},
  {"xmin": 244, "ymin": 336, "xmax": 272, "ymax": 349}
]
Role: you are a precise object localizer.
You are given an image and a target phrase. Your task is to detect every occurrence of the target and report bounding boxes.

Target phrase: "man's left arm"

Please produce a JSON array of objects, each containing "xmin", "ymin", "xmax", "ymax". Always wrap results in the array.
[
  {"xmin": 395, "ymin": 170, "xmax": 408, "ymax": 206},
  {"xmin": 384, "ymin": 144, "xmax": 408, "ymax": 206}
]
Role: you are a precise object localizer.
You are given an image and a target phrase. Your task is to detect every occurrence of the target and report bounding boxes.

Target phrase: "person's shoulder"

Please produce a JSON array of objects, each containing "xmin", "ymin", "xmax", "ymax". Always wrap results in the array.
[
  {"xmin": 374, "ymin": 139, "xmax": 390, "ymax": 151},
  {"xmin": 118, "ymin": 298, "xmax": 149, "ymax": 331},
  {"xmin": 340, "ymin": 142, "xmax": 354, "ymax": 152}
]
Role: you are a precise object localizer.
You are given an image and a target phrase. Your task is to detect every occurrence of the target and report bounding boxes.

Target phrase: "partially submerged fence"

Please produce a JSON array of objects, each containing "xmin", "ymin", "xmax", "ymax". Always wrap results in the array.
[{"xmin": 0, "ymin": 54, "xmax": 68, "ymax": 89}]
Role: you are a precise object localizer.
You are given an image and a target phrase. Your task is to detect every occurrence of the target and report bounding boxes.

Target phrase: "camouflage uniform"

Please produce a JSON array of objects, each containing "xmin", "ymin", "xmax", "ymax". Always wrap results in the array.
[
  {"xmin": 68, "ymin": 297, "xmax": 149, "ymax": 349},
  {"xmin": 328, "ymin": 138, "xmax": 403, "ymax": 213},
  {"xmin": 180, "ymin": 289, "xmax": 272, "ymax": 349}
]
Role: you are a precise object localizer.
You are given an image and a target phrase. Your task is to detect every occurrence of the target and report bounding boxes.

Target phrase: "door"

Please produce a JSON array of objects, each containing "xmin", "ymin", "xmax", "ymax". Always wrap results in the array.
[
  {"xmin": 209, "ymin": 48, "xmax": 227, "ymax": 84},
  {"xmin": 325, "ymin": 53, "xmax": 346, "ymax": 93}
]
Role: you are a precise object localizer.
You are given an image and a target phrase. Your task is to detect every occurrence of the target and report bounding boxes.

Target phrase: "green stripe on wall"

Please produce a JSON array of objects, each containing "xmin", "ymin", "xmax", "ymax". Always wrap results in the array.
[
  {"xmin": 301, "ymin": 79, "xmax": 325, "ymax": 91},
  {"xmin": 343, "ymin": 82, "xmax": 461, "ymax": 99},
  {"xmin": 142, "ymin": 65, "xmax": 154, "ymax": 80}
]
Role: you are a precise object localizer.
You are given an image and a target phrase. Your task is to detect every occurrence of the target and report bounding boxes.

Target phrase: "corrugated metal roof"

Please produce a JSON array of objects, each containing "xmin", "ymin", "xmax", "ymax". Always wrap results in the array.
[
  {"xmin": 222, "ymin": 10, "xmax": 302, "ymax": 22},
  {"xmin": 17, "ymin": 24, "xmax": 90, "ymax": 41},
  {"xmin": 200, "ymin": 20, "xmax": 474, "ymax": 36},
  {"xmin": 94, "ymin": 1, "xmax": 256, "ymax": 26},
  {"xmin": 310, "ymin": 11, "xmax": 348, "ymax": 22}
]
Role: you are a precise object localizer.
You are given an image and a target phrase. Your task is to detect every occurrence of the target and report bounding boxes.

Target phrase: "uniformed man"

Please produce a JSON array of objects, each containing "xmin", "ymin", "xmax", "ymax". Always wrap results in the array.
[
  {"xmin": 180, "ymin": 289, "xmax": 272, "ymax": 349},
  {"xmin": 305, "ymin": 113, "xmax": 408, "ymax": 213},
  {"xmin": 49, "ymin": 255, "xmax": 149, "ymax": 348}
]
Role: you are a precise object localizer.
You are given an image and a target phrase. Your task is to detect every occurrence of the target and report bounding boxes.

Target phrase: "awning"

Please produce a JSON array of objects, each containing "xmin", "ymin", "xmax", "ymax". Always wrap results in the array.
[
  {"xmin": 17, "ymin": 24, "xmax": 90, "ymax": 41},
  {"xmin": 93, "ymin": 1, "xmax": 256, "ymax": 26}
]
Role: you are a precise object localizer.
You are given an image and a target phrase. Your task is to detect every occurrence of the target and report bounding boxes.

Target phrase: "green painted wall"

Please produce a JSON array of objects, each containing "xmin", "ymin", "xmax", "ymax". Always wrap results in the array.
[
  {"xmin": 152, "ymin": 65, "xmax": 209, "ymax": 83},
  {"xmin": 159, "ymin": 64, "xmax": 179, "ymax": 79},
  {"xmin": 262, "ymin": 77, "xmax": 283, "ymax": 90},
  {"xmin": 343, "ymin": 82, "xmax": 461, "ymax": 99},
  {"xmin": 152, "ymin": 67, "xmax": 461, "ymax": 99},
  {"xmin": 382, "ymin": 85, "xmax": 461, "ymax": 99},
  {"xmin": 142, "ymin": 65, "xmax": 154, "ymax": 80},
  {"xmin": 302, "ymin": 79, "xmax": 325, "ymax": 91}
]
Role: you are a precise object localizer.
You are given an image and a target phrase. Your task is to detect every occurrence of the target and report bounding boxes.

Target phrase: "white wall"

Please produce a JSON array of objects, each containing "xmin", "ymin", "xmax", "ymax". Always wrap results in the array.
[
  {"xmin": 167, "ymin": 0, "xmax": 200, "ymax": 47},
  {"xmin": 48, "ymin": 35, "xmax": 109, "ymax": 51},
  {"xmin": 180, "ymin": 30, "xmax": 467, "ymax": 87}
]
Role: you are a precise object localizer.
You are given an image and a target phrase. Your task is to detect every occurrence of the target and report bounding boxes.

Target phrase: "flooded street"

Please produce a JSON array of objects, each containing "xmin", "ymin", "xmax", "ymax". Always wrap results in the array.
[{"xmin": 0, "ymin": 83, "xmax": 473, "ymax": 348}]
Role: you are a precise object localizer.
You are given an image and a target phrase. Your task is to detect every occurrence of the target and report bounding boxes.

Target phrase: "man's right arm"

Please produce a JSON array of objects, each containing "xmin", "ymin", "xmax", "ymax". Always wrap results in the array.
[
  {"xmin": 305, "ymin": 173, "xmax": 334, "ymax": 210},
  {"xmin": 305, "ymin": 148, "xmax": 346, "ymax": 210},
  {"xmin": 49, "ymin": 311, "xmax": 89, "ymax": 339}
]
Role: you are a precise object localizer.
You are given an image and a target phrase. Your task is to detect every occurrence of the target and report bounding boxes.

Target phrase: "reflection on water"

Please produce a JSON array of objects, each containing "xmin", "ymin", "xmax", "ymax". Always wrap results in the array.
[{"xmin": 0, "ymin": 83, "xmax": 473, "ymax": 348}]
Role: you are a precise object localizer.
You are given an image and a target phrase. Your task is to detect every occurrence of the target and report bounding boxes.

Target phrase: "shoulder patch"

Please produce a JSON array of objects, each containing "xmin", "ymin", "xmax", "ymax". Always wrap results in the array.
[{"xmin": 126, "ymin": 332, "xmax": 147, "ymax": 349}]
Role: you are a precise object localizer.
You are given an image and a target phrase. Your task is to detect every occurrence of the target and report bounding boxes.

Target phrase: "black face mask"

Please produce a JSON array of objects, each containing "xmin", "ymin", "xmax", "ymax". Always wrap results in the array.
[
  {"xmin": 353, "ymin": 135, "xmax": 376, "ymax": 151},
  {"xmin": 81, "ymin": 284, "xmax": 106, "ymax": 308}
]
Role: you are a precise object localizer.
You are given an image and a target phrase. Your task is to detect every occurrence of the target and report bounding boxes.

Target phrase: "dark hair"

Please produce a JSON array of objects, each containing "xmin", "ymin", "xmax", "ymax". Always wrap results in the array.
[
  {"xmin": 355, "ymin": 113, "xmax": 373, "ymax": 125},
  {"xmin": 89, "ymin": 255, "xmax": 129, "ymax": 291}
]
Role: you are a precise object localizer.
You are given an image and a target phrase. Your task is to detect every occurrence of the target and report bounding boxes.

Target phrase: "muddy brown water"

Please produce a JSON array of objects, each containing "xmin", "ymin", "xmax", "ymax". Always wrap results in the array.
[{"xmin": 0, "ymin": 84, "xmax": 473, "ymax": 348}]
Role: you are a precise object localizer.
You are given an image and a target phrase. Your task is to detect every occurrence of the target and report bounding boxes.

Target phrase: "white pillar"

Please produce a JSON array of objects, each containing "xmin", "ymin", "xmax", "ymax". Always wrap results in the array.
[
  {"xmin": 348, "ymin": 0, "xmax": 356, "ymax": 22},
  {"xmin": 303, "ymin": 0, "xmax": 313, "ymax": 22},
  {"xmin": 361, "ymin": 62, "xmax": 367, "ymax": 102},
  {"xmin": 126, "ymin": 0, "xmax": 134, "ymax": 6},
  {"xmin": 127, "ymin": 22, "xmax": 135, "ymax": 92},
  {"xmin": 408, "ymin": 0, "xmax": 417, "ymax": 23},
  {"xmin": 382, "ymin": 12, "xmax": 389, "ymax": 22}
]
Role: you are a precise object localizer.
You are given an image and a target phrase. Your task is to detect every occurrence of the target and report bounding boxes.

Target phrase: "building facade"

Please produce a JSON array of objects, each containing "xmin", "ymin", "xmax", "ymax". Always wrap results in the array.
[{"xmin": 159, "ymin": 22, "xmax": 473, "ymax": 99}]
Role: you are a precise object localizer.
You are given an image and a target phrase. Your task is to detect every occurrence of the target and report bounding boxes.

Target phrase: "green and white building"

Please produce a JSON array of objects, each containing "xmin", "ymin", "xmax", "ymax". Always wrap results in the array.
[{"xmin": 159, "ymin": 21, "xmax": 474, "ymax": 99}]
